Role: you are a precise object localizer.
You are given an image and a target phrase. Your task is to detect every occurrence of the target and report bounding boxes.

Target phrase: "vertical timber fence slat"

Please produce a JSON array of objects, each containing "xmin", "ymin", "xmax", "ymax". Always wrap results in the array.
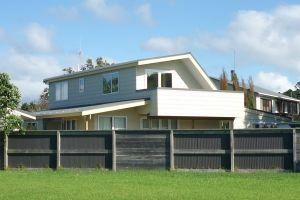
[
  {"xmin": 293, "ymin": 129, "xmax": 297, "ymax": 172},
  {"xmin": 230, "ymin": 129, "xmax": 234, "ymax": 172},
  {"xmin": 112, "ymin": 129, "xmax": 116, "ymax": 171},
  {"xmin": 56, "ymin": 131, "xmax": 61, "ymax": 169},
  {"xmin": 170, "ymin": 130, "xmax": 174, "ymax": 170},
  {"xmin": 4, "ymin": 134, "xmax": 8, "ymax": 170}
]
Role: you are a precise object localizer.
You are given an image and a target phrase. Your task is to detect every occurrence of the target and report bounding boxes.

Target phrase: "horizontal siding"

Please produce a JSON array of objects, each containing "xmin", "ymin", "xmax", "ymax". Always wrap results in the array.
[
  {"xmin": 153, "ymin": 88, "xmax": 244, "ymax": 118},
  {"xmin": 49, "ymin": 67, "xmax": 150, "ymax": 109}
]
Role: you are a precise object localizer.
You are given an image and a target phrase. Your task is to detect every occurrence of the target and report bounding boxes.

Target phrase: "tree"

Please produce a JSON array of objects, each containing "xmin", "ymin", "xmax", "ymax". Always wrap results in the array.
[
  {"xmin": 0, "ymin": 73, "xmax": 23, "ymax": 134},
  {"xmin": 242, "ymin": 79, "xmax": 248, "ymax": 107},
  {"xmin": 62, "ymin": 67, "xmax": 74, "ymax": 74},
  {"xmin": 231, "ymin": 70, "xmax": 240, "ymax": 91},
  {"xmin": 220, "ymin": 69, "xmax": 228, "ymax": 90},
  {"xmin": 39, "ymin": 87, "xmax": 48, "ymax": 110},
  {"xmin": 247, "ymin": 76, "xmax": 255, "ymax": 109},
  {"xmin": 283, "ymin": 88, "xmax": 300, "ymax": 100}
]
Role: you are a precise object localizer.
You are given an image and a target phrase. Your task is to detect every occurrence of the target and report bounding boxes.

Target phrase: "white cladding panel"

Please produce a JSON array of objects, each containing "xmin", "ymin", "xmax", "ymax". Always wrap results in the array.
[{"xmin": 151, "ymin": 89, "xmax": 244, "ymax": 118}]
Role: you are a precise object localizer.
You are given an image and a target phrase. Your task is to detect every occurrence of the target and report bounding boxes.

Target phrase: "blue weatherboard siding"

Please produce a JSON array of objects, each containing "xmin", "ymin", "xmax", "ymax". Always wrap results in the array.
[{"xmin": 48, "ymin": 66, "xmax": 149, "ymax": 109}]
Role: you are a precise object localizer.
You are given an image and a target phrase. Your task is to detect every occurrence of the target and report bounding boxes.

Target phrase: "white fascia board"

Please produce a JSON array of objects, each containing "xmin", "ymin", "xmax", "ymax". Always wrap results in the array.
[
  {"xmin": 81, "ymin": 100, "xmax": 147, "ymax": 116},
  {"xmin": 12, "ymin": 110, "xmax": 36, "ymax": 120},
  {"xmin": 258, "ymin": 92, "xmax": 300, "ymax": 102}
]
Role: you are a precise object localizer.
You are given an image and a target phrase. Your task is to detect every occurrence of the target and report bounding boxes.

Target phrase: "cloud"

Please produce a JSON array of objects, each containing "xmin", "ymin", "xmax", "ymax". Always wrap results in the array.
[
  {"xmin": 84, "ymin": 0, "xmax": 124, "ymax": 22},
  {"xmin": 49, "ymin": 5, "xmax": 79, "ymax": 21},
  {"xmin": 197, "ymin": 4, "xmax": 300, "ymax": 73},
  {"xmin": 136, "ymin": 3, "xmax": 156, "ymax": 27},
  {"xmin": 142, "ymin": 36, "xmax": 189, "ymax": 54},
  {"xmin": 255, "ymin": 71, "xmax": 294, "ymax": 92},
  {"xmin": 0, "ymin": 49, "xmax": 62, "ymax": 102},
  {"xmin": 24, "ymin": 23, "xmax": 55, "ymax": 53}
]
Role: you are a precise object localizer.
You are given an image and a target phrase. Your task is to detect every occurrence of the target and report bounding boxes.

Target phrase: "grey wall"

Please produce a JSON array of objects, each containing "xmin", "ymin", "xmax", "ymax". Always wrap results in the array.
[{"xmin": 48, "ymin": 67, "xmax": 150, "ymax": 109}]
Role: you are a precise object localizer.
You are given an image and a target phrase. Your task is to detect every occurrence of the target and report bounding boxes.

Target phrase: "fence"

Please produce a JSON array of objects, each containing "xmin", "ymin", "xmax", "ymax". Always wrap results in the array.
[{"xmin": 1, "ymin": 129, "xmax": 299, "ymax": 171}]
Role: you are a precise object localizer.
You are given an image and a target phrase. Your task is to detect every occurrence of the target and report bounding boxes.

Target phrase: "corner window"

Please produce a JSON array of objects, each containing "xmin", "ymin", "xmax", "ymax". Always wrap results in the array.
[
  {"xmin": 103, "ymin": 72, "xmax": 119, "ymax": 94},
  {"xmin": 147, "ymin": 73, "xmax": 158, "ymax": 90},
  {"xmin": 79, "ymin": 78, "xmax": 84, "ymax": 93},
  {"xmin": 161, "ymin": 73, "xmax": 172, "ymax": 88},
  {"xmin": 55, "ymin": 81, "xmax": 68, "ymax": 101}
]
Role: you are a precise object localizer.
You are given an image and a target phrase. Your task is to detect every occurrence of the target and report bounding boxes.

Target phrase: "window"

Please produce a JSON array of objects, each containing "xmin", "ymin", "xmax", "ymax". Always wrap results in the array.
[
  {"xmin": 161, "ymin": 73, "xmax": 172, "ymax": 88},
  {"xmin": 151, "ymin": 119, "xmax": 159, "ymax": 129},
  {"xmin": 220, "ymin": 121, "xmax": 230, "ymax": 129},
  {"xmin": 98, "ymin": 116, "xmax": 126, "ymax": 130},
  {"xmin": 25, "ymin": 122, "xmax": 37, "ymax": 130},
  {"xmin": 114, "ymin": 117, "xmax": 127, "ymax": 130},
  {"xmin": 147, "ymin": 73, "xmax": 158, "ymax": 89},
  {"xmin": 103, "ymin": 72, "xmax": 119, "ymax": 94},
  {"xmin": 161, "ymin": 119, "xmax": 169, "ymax": 129},
  {"xmin": 55, "ymin": 81, "xmax": 68, "ymax": 101},
  {"xmin": 141, "ymin": 118, "xmax": 178, "ymax": 129},
  {"xmin": 142, "ymin": 118, "xmax": 150, "ymax": 129},
  {"xmin": 79, "ymin": 78, "xmax": 84, "ymax": 93},
  {"xmin": 261, "ymin": 98, "xmax": 272, "ymax": 112},
  {"xmin": 147, "ymin": 72, "xmax": 173, "ymax": 89},
  {"xmin": 62, "ymin": 119, "xmax": 76, "ymax": 130}
]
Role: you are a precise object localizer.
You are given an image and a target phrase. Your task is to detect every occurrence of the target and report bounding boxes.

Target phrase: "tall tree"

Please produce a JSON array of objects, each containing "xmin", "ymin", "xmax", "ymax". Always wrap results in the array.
[
  {"xmin": 242, "ymin": 78, "xmax": 248, "ymax": 107},
  {"xmin": 0, "ymin": 73, "xmax": 23, "ymax": 134},
  {"xmin": 247, "ymin": 76, "xmax": 255, "ymax": 109},
  {"xmin": 62, "ymin": 67, "xmax": 74, "ymax": 74},
  {"xmin": 231, "ymin": 70, "xmax": 240, "ymax": 91},
  {"xmin": 39, "ymin": 87, "xmax": 48, "ymax": 110},
  {"xmin": 220, "ymin": 69, "xmax": 228, "ymax": 90}
]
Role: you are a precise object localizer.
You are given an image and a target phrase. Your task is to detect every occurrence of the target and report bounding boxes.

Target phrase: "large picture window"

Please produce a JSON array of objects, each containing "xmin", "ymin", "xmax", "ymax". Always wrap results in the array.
[
  {"xmin": 55, "ymin": 81, "xmax": 68, "ymax": 101},
  {"xmin": 98, "ymin": 116, "xmax": 126, "ymax": 130},
  {"xmin": 147, "ymin": 72, "xmax": 172, "ymax": 89},
  {"xmin": 103, "ymin": 72, "xmax": 119, "ymax": 94}
]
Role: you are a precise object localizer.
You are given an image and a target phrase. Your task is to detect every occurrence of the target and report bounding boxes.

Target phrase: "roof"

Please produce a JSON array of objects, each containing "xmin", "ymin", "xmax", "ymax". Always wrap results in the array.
[
  {"xmin": 34, "ymin": 99, "xmax": 147, "ymax": 118},
  {"xmin": 210, "ymin": 76, "xmax": 300, "ymax": 102},
  {"xmin": 13, "ymin": 109, "xmax": 36, "ymax": 120},
  {"xmin": 43, "ymin": 52, "xmax": 217, "ymax": 90},
  {"xmin": 254, "ymin": 86, "xmax": 300, "ymax": 102}
]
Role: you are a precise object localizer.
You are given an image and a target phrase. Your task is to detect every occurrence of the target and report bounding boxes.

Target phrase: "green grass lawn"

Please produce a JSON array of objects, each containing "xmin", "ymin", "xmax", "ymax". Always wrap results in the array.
[{"xmin": 0, "ymin": 170, "xmax": 299, "ymax": 200}]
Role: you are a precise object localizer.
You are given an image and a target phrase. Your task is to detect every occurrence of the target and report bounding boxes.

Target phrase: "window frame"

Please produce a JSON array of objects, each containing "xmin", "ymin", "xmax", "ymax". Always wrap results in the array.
[
  {"xmin": 79, "ymin": 78, "xmax": 85, "ymax": 93},
  {"xmin": 145, "ymin": 69, "xmax": 173, "ymax": 90},
  {"xmin": 55, "ymin": 81, "xmax": 68, "ymax": 101},
  {"xmin": 97, "ymin": 115, "xmax": 127, "ymax": 130},
  {"xmin": 102, "ymin": 72, "xmax": 119, "ymax": 95},
  {"xmin": 140, "ymin": 117, "xmax": 178, "ymax": 130},
  {"xmin": 61, "ymin": 119, "xmax": 77, "ymax": 130}
]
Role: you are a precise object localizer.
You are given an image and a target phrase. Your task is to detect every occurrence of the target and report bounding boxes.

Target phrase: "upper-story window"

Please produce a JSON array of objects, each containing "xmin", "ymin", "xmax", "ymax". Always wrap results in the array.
[
  {"xmin": 55, "ymin": 81, "xmax": 68, "ymax": 101},
  {"xmin": 79, "ymin": 78, "xmax": 84, "ymax": 93},
  {"xmin": 103, "ymin": 72, "xmax": 119, "ymax": 94},
  {"xmin": 147, "ymin": 72, "xmax": 172, "ymax": 90},
  {"xmin": 261, "ymin": 98, "xmax": 272, "ymax": 112}
]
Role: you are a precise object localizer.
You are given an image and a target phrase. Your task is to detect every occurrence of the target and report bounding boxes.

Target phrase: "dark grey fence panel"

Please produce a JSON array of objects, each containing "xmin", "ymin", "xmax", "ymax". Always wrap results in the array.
[
  {"xmin": 60, "ymin": 131, "xmax": 112, "ymax": 169},
  {"xmin": 0, "ymin": 134, "xmax": 4, "ymax": 170},
  {"xmin": 7, "ymin": 131, "xmax": 57, "ymax": 168},
  {"xmin": 116, "ymin": 130, "xmax": 170, "ymax": 169},
  {"xmin": 296, "ymin": 129, "xmax": 300, "ymax": 171},
  {"xmin": 174, "ymin": 130, "xmax": 230, "ymax": 170},
  {"xmin": 234, "ymin": 129, "xmax": 293, "ymax": 170}
]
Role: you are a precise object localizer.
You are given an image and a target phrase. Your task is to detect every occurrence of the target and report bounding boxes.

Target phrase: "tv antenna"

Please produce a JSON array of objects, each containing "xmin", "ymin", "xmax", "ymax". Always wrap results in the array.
[{"xmin": 77, "ymin": 38, "xmax": 83, "ymax": 72}]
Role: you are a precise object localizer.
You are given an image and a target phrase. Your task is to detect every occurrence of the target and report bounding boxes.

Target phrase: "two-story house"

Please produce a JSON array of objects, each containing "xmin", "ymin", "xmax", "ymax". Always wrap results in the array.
[{"xmin": 34, "ymin": 53, "xmax": 245, "ymax": 130}]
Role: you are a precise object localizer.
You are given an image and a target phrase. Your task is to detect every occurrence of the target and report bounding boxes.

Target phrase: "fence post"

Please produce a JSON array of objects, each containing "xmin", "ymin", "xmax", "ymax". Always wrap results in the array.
[
  {"xmin": 230, "ymin": 129, "xmax": 234, "ymax": 172},
  {"xmin": 170, "ymin": 130, "xmax": 174, "ymax": 170},
  {"xmin": 293, "ymin": 129, "xmax": 297, "ymax": 172},
  {"xmin": 4, "ymin": 134, "xmax": 8, "ymax": 170},
  {"xmin": 112, "ymin": 129, "xmax": 116, "ymax": 171},
  {"xmin": 56, "ymin": 131, "xmax": 61, "ymax": 169}
]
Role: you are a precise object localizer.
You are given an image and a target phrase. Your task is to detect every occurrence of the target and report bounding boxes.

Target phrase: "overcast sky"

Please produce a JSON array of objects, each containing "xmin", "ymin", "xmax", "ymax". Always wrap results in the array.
[{"xmin": 0, "ymin": 0, "xmax": 299, "ymax": 102}]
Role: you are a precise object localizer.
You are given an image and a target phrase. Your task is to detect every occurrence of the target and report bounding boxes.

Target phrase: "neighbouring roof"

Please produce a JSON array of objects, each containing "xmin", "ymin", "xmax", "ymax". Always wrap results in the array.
[
  {"xmin": 43, "ymin": 52, "xmax": 217, "ymax": 90},
  {"xmin": 34, "ymin": 99, "xmax": 147, "ymax": 118},
  {"xmin": 210, "ymin": 76, "xmax": 300, "ymax": 102},
  {"xmin": 13, "ymin": 109, "xmax": 36, "ymax": 120}
]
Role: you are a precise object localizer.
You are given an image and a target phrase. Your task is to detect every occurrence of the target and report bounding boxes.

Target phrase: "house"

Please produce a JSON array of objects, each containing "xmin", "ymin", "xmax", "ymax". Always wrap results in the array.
[
  {"xmin": 32, "ymin": 52, "xmax": 299, "ymax": 130},
  {"xmin": 211, "ymin": 76, "xmax": 300, "ymax": 128},
  {"xmin": 34, "ymin": 53, "xmax": 245, "ymax": 130}
]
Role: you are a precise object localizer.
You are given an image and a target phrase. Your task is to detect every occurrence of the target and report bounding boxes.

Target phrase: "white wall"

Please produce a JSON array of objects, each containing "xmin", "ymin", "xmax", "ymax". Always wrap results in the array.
[{"xmin": 150, "ymin": 88, "xmax": 245, "ymax": 119}]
